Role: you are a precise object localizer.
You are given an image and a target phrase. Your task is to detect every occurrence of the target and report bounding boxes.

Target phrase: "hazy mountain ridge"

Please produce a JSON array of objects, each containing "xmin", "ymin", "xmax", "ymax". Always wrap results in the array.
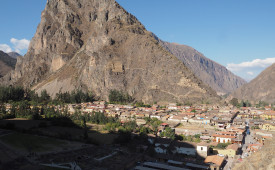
[
  {"xmin": 0, "ymin": 0, "xmax": 219, "ymax": 104},
  {"xmin": 232, "ymin": 63, "xmax": 275, "ymax": 103},
  {"xmin": 8, "ymin": 52, "xmax": 22, "ymax": 59},
  {"xmin": 0, "ymin": 51, "xmax": 17, "ymax": 78},
  {"xmin": 153, "ymin": 37, "xmax": 246, "ymax": 95}
]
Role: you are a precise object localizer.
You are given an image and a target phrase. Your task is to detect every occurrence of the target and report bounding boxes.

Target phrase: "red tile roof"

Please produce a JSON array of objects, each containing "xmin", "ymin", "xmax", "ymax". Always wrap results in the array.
[{"xmin": 204, "ymin": 155, "xmax": 224, "ymax": 166}]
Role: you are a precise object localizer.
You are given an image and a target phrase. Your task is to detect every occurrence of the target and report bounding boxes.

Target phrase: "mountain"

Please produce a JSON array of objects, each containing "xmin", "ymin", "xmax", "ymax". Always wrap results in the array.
[
  {"xmin": 0, "ymin": 51, "xmax": 17, "ymax": 78},
  {"xmin": 154, "ymin": 38, "xmax": 246, "ymax": 95},
  {"xmin": 232, "ymin": 63, "xmax": 275, "ymax": 103},
  {"xmin": 8, "ymin": 52, "xmax": 22, "ymax": 59},
  {"xmin": 1, "ymin": 0, "xmax": 219, "ymax": 104}
]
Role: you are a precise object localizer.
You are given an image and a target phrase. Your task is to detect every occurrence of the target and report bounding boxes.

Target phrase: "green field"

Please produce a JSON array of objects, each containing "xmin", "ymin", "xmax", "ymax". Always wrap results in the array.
[{"xmin": 0, "ymin": 132, "xmax": 67, "ymax": 152}]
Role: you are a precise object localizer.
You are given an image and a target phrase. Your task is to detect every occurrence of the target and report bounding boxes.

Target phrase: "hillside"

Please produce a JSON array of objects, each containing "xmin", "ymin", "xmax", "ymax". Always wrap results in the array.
[
  {"xmin": 0, "ymin": 51, "xmax": 17, "ymax": 78},
  {"xmin": 155, "ymin": 39, "xmax": 246, "ymax": 95},
  {"xmin": 0, "ymin": 0, "xmax": 220, "ymax": 104},
  {"xmin": 233, "ymin": 137, "xmax": 275, "ymax": 170},
  {"xmin": 232, "ymin": 63, "xmax": 275, "ymax": 103}
]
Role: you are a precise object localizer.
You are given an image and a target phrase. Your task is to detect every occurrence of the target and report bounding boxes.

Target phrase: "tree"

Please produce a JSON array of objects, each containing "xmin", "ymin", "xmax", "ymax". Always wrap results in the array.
[
  {"xmin": 160, "ymin": 127, "xmax": 175, "ymax": 140},
  {"xmin": 108, "ymin": 90, "xmax": 133, "ymax": 104},
  {"xmin": 40, "ymin": 90, "xmax": 51, "ymax": 103},
  {"xmin": 216, "ymin": 143, "xmax": 230, "ymax": 149},
  {"xmin": 124, "ymin": 121, "xmax": 137, "ymax": 132},
  {"xmin": 139, "ymin": 126, "xmax": 150, "ymax": 136},
  {"xmin": 1, "ymin": 105, "xmax": 6, "ymax": 114},
  {"xmin": 230, "ymin": 98, "xmax": 239, "ymax": 107},
  {"xmin": 150, "ymin": 118, "xmax": 162, "ymax": 136},
  {"xmin": 10, "ymin": 104, "xmax": 16, "ymax": 116}
]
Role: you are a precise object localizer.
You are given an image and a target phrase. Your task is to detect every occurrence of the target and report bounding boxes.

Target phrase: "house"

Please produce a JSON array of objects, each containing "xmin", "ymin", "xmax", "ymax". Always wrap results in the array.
[
  {"xmin": 150, "ymin": 114, "xmax": 161, "ymax": 120},
  {"xmin": 260, "ymin": 123, "xmax": 275, "ymax": 131},
  {"xmin": 215, "ymin": 143, "xmax": 239, "ymax": 158},
  {"xmin": 260, "ymin": 111, "xmax": 275, "ymax": 120},
  {"xmin": 247, "ymin": 143, "xmax": 263, "ymax": 153},
  {"xmin": 120, "ymin": 112, "xmax": 131, "ymax": 120},
  {"xmin": 168, "ymin": 115, "xmax": 184, "ymax": 123},
  {"xmin": 136, "ymin": 119, "xmax": 146, "ymax": 126},
  {"xmin": 232, "ymin": 134, "xmax": 244, "ymax": 144},
  {"xmin": 212, "ymin": 134, "xmax": 236, "ymax": 143},
  {"xmin": 227, "ymin": 126, "xmax": 245, "ymax": 135},
  {"xmin": 213, "ymin": 120, "xmax": 229, "ymax": 129},
  {"xmin": 204, "ymin": 155, "xmax": 225, "ymax": 170},
  {"xmin": 196, "ymin": 142, "xmax": 209, "ymax": 158}
]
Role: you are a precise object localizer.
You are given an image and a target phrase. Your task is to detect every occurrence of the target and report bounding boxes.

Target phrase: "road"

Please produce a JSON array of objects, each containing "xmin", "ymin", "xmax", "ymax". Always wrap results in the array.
[{"xmin": 241, "ymin": 124, "xmax": 256, "ymax": 159}]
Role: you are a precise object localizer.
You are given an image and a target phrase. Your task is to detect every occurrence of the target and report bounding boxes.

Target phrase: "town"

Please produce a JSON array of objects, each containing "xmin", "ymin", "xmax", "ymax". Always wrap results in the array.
[{"xmin": 0, "ymin": 89, "xmax": 274, "ymax": 170}]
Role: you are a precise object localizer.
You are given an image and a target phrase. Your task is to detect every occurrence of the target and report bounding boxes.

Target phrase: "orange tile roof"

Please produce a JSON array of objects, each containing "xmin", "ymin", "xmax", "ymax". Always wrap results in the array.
[
  {"xmin": 204, "ymin": 155, "xmax": 224, "ymax": 166},
  {"xmin": 226, "ymin": 144, "xmax": 239, "ymax": 151}
]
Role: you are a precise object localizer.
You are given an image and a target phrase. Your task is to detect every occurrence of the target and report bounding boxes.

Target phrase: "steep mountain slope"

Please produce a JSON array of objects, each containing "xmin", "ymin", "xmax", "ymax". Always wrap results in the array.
[
  {"xmin": 0, "ymin": 51, "xmax": 17, "ymax": 78},
  {"xmin": 1, "ymin": 0, "xmax": 219, "ymax": 104},
  {"xmin": 155, "ymin": 40, "xmax": 246, "ymax": 95},
  {"xmin": 232, "ymin": 63, "xmax": 275, "ymax": 103},
  {"xmin": 8, "ymin": 52, "xmax": 22, "ymax": 59}
]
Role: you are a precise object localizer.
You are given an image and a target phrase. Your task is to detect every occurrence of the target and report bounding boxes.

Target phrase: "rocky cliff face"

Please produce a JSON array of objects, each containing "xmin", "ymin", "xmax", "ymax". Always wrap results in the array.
[
  {"xmin": 232, "ymin": 63, "xmax": 275, "ymax": 103},
  {"xmin": 0, "ymin": 51, "xmax": 16, "ymax": 78},
  {"xmin": 1, "ymin": 0, "xmax": 219, "ymax": 104},
  {"xmin": 155, "ymin": 39, "xmax": 246, "ymax": 95}
]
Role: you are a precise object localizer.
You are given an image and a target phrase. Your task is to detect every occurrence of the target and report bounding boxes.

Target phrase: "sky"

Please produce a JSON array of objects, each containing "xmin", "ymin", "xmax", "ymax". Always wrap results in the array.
[{"xmin": 0, "ymin": 0, "xmax": 275, "ymax": 81}]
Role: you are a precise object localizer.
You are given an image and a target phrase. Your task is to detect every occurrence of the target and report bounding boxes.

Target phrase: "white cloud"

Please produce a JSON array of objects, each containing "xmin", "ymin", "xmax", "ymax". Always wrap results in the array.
[
  {"xmin": 0, "ymin": 44, "xmax": 12, "ymax": 53},
  {"xmin": 226, "ymin": 57, "xmax": 275, "ymax": 72},
  {"xmin": 226, "ymin": 57, "xmax": 275, "ymax": 82},
  {"xmin": 10, "ymin": 38, "xmax": 30, "ymax": 53},
  {"xmin": 247, "ymin": 71, "xmax": 254, "ymax": 76}
]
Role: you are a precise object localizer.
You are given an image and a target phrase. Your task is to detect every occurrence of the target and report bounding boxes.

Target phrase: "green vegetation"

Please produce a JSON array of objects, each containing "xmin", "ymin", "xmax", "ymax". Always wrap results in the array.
[
  {"xmin": 108, "ymin": 89, "xmax": 133, "ymax": 104},
  {"xmin": 230, "ymin": 98, "xmax": 252, "ymax": 108},
  {"xmin": 256, "ymin": 100, "xmax": 269, "ymax": 108},
  {"xmin": 144, "ymin": 117, "xmax": 162, "ymax": 136},
  {"xmin": 230, "ymin": 98, "xmax": 239, "ymax": 107},
  {"xmin": 215, "ymin": 142, "xmax": 230, "ymax": 149},
  {"xmin": 160, "ymin": 127, "xmax": 175, "ymax": 140},
  {"xmin": 138, "ymin": 125, "xmax": 152, "ymax": 136},
  {"xmin": 0, "ymin": 86, "xmax": 95, "ymax": 106},
  {"xmin": 55, "ymin": 89, "xmax": 95, "ymax": 104},
  {"xmin": 251, "ymin": 125, "xmax": 260, "ymax": 130},
  {"xmin": 135, "ymin": 101, "xmax": 151, "ymax": 108}
]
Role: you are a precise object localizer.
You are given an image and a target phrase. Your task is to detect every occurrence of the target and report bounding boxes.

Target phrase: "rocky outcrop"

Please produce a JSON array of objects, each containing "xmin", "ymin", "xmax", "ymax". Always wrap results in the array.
[
  {"xmin": 155, "ymin": 39, "xmax": 246, "ymax": 95},
  {"xmin": 232, "ymin": 63, "xmax": 275, "ymax": 103},
  {"xmin": 1, "ymin": 0, "xmax": 219, "ymax": 104},
  {"xmin": 0, "ymin": 51, "xmax": 16, "ymax": 78}
]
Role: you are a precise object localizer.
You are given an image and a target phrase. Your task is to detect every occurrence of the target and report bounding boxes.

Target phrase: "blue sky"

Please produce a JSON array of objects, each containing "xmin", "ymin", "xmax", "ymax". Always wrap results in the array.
[{"xmin": 0, "ymin": 0, "xmax": 275, "ymax": 81}]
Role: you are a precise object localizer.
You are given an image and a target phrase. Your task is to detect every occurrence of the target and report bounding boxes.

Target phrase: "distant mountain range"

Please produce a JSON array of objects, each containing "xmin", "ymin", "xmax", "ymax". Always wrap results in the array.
[
  {"xmin": 7, "ymin": 52, "xmax": 21, "ymax": 59},
  {"xmin": 0, "ymin": 51, "xmax": 17, "ymax": 78},
  {"xmin": 232, "ymin": 63, "xmax": 275, "ymax": 103},
  {"xmin": 154, "ymin": 38, "xmax": 246, "ymax": 95}
]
